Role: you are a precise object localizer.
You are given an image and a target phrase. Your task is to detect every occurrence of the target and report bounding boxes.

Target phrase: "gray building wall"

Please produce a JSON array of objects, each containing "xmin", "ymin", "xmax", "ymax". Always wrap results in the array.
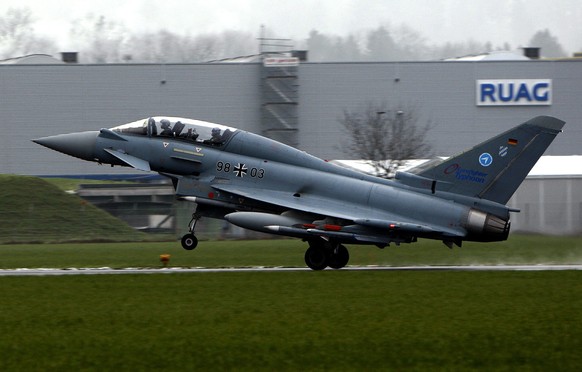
[
  {"xmin": 1, "ymin": 63, "xmax": 261, "ymax": 175},
  {"xmin": 2, "ymin": 60, "xmax": 580, "ymax": 176},
  {"xmin": 2, "ymin": 60, "xmax": 582, "ymax": 236},
  {"xmin": 508, "ymin": 176, "xmax": 582, "ymax": 235},
  {"xmin": 298, "ymin": 61, "xmax": 581, "ymax": 159}
]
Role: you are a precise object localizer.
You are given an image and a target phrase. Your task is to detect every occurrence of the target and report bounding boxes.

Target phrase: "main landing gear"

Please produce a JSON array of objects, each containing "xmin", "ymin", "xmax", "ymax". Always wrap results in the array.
[
  {"xmin": 304, "ymin": 240, "xmax": 349, "ymax": 270},
  {"xmin": 181, "ymin": 213, "xmax": 200, "ymax": 250}
]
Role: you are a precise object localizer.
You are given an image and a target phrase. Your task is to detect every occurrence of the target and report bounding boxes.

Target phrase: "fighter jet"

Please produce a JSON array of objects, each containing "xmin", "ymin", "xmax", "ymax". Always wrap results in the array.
[{"xmin": 33, "ymin": 115, "xmax": 564, "ymax": 270}]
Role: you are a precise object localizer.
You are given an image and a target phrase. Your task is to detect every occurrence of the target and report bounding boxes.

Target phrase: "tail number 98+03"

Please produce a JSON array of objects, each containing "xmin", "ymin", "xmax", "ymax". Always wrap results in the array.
[{"xmin": 216, "ymin": 161, "xmax": 265, "ymax": 179}]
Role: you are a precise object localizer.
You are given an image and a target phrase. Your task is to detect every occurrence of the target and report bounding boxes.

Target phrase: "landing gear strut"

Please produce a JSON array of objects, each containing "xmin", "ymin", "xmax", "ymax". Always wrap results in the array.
[
  {"xmin": 181, "ymin": 213, "xmax": 201, "ymax": 250},
  {"xmin": 304, "ymin": 240, "xmax": 350, "ymax": 270}
]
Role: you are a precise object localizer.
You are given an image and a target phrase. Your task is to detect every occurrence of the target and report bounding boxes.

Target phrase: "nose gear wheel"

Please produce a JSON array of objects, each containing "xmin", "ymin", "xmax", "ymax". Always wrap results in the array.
[{"xmin": 181, "ymin": 212, "xmax": 201, "ymax": 250}]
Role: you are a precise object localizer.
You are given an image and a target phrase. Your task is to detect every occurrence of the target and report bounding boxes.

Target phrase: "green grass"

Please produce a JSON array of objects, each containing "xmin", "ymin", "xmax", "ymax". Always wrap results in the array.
[
  {"xmin": 1, "ymin": 271, "xmax": 581, "ymax": 370},
  {"xmin": 0, "ymin": 175, "xmax": 147, "ymax": 243},
  {"xmin": 1, "ymin": 235, "xmax": 582, "ymax": 269},
  {"xmin": 1, "ymin": 238, "xmax": 582, "ymax": 370}
]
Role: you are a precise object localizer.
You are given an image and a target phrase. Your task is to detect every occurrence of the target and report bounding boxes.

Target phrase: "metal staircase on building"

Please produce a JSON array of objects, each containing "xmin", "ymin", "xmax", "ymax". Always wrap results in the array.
[
  {"xmin": 261, "ymin": 65, "xmax": 299, "ymax": 146},
  {"xmin": 259, "ymin": 35, "xmax": 303, "ymax": 148}
]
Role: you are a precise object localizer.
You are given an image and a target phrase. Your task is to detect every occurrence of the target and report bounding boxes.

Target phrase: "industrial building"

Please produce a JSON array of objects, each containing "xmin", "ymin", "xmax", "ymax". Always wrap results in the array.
[{"xmin": 1, "ymin": 52, "xmax": 581, "ymax": 234}]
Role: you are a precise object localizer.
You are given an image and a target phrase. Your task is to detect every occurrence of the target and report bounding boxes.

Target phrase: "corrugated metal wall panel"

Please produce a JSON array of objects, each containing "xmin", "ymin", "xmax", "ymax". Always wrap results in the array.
[
  {"xmin": 298, "ymin": 61, "xmax": 581, "ymax": 159},
  {"xmin": 509, "ymin": 177, "xmax": 582, "ymax": 235},
  {"xmin": 1, "ymin": 63, "xmax": 261, "ymax": 175},
  {"xmin": 1, "ymin": 60, "xmax": 581, "ymax": 234},
  {"xmin": 1, "ymin": 60, "xmax": 580, "ymax": 175}
]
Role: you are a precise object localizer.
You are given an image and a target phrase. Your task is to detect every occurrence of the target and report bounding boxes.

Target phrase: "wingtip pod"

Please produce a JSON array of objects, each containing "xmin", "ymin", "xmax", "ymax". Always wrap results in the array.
[{"xmin": 525, "ymin": 115, "xmax": 565, "ymax": 132}]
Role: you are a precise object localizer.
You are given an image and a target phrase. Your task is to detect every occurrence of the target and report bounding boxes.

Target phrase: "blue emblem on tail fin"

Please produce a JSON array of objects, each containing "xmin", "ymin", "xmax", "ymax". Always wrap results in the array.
[{"xmin": 479, "ymin": 153, "xmax": 493, "ymax": 167}]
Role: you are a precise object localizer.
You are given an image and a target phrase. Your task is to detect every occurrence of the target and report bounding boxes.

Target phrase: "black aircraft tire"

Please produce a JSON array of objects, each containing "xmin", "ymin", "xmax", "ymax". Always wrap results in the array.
[
  {"xmin": 181, "ymin": 234, "xmax": 198, "ymax": 250},
  {"xmin": 304, "ymin": 246, "xmax": 329, "ymax": 271},
  {"xmin": 328, "ymin": 244, "xmax": 349, "ymax": 269}
]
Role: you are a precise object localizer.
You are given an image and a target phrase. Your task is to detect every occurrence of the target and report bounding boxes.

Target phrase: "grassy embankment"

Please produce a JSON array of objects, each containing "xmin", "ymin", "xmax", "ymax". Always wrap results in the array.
[{"xmin": 0, "ymin": 174, "xmax": 153, "ymax": 243}]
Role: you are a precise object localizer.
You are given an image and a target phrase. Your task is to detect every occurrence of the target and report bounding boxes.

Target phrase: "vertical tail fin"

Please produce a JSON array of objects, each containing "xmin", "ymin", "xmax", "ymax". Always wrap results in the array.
[{"xmin": 416, "ymin": 116, "xmax": 565, "ymax": 204}]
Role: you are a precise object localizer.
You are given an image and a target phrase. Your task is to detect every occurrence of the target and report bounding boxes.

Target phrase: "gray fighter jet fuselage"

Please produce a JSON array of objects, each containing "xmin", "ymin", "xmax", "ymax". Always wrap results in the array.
[{"xmin": 34, "ymin": 116, "xmax": 565, "ymax": 270}]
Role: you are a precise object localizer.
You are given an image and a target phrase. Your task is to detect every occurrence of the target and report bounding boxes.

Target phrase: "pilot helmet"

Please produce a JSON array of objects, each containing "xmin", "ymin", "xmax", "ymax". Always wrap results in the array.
[
  {"xmin": 211, "ymin": 128, "xmax": 221, "ymax": 135},
  {"xmin": 160, "ymin": 119, "xmax": 171, "ymax": 128}
]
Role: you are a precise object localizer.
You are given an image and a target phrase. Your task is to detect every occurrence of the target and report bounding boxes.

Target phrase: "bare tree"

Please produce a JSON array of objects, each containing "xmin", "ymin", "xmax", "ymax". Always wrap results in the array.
[
  {"xmin": 391, "ymin": 24, "xmax": 430, "ymax": 61},
  {"xmin": 126, "ymin": 29, "xmax": 255, "ymax": 63},
  {"xmin": 219, "ymin": 30, "xmax": 256, "ymax": 59},
  {"xmin": 366, "ymin": 26, "xmax": 397, "ymax": 61},
  {"xmin": 188, "ymin": 34, "xmax": 220, "ymax": 61},
  {"xmin": 69, "ymin": 14, "xmax": 129, "ymax": 63},
  {"xmin": 528, "ymin": 29, "xmax": 568, "ymax": 58},
  {"xmin": 305, "ymin": 30, "xmax": 337, "ymax": 62},
  {"xmin": 0, "ymin": 7, "xmax": 56, "ymax": 59},
  {"xmin": 339, "ymin": 102, "xmax": 433, "ymax": 177}
]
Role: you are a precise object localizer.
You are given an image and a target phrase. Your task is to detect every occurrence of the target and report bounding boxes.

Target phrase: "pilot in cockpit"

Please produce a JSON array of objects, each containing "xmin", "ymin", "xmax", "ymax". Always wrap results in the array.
[
  {"xmin": 210, "ymin": 127, "xmax": 222, "ymax": 144},
  {"xmin": 160, "ymin": 119, "xmax": 173, "ymax": 136},
  {"xmin": 181, "ymin": 128, "xmax": 199, "ymax": 141}
]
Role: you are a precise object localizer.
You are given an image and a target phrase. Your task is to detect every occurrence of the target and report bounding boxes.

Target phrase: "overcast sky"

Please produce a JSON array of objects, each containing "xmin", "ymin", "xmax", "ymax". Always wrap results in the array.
[{"xmin": 2, "ymin": 0, "xmax": 581, "ymax": 54}]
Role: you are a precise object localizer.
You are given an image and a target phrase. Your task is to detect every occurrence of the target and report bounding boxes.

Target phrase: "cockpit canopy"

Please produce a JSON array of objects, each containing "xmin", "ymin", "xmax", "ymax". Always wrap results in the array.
[{"xmin": 110, "ymin": 117, "xmax": 237, "ymax": 146}]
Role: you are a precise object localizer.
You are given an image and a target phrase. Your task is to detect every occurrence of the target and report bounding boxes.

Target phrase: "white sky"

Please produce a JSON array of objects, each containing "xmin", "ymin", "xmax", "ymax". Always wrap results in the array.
[{"xmin": 2, "ymin": 0, "xmax": 581, "ymax": 53}]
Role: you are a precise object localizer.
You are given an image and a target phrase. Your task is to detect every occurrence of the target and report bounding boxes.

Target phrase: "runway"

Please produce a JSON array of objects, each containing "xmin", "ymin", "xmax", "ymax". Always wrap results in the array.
[{"xmin": 2, "ymin": 264, "xmax": 582, "ymax": 276}]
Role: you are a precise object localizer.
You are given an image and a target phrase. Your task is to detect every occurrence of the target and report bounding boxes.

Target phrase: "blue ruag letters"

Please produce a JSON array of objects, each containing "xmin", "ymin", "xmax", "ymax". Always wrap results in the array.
[
  {"xmin": 480, "ymin": 83, "xmax": 496, "ymax": 102},
  {"xmin": 533, "ymin": 82, "xmax": 550, "ymax": 101},
  {"xmin": 476, "ymin": 79, "xmax": 552, "ymax": 106}
]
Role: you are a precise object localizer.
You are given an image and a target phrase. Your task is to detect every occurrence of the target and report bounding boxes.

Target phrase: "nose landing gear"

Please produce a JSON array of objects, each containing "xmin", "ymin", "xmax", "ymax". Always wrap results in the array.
[{"xmin": 181, "ymin": 213, "xmax": 201, "ymax": 250}]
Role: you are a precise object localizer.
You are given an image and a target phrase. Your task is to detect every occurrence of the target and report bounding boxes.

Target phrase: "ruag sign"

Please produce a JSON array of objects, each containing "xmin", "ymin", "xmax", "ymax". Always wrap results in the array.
[{"xmin": 476, "ymin": 79, "xmax": 552, "ymax": 106}]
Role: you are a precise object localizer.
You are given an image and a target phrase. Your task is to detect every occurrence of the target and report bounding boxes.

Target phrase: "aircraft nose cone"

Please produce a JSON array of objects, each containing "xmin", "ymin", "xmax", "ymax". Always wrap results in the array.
[{"xmin": 33, "ymin": 131, "xmax": 99, "ymax": 161}]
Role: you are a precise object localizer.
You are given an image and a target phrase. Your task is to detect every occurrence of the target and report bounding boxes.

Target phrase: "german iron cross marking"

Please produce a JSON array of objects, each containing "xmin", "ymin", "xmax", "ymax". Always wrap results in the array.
[{"xmin": 233, "ymin": 163, "xmax": 248, "ymax": 177}]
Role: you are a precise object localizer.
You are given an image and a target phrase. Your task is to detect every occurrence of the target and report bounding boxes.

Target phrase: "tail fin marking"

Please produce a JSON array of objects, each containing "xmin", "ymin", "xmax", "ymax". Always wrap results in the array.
[{"xmin": 416, "ymin": 116, "xmax": 565, "ymax": 204}]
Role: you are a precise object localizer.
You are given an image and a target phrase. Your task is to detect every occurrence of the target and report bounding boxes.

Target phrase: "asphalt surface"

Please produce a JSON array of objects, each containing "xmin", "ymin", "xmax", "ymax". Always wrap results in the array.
[{"xmin": 1, "ymin": 265, "xmax": 582, "ymax": 276}]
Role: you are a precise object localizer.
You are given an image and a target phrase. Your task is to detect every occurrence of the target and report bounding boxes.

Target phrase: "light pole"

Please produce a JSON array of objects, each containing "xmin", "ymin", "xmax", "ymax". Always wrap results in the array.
[{"xmin": 395, "ymin": 110, "xmax": 404, "ymax": 169}]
